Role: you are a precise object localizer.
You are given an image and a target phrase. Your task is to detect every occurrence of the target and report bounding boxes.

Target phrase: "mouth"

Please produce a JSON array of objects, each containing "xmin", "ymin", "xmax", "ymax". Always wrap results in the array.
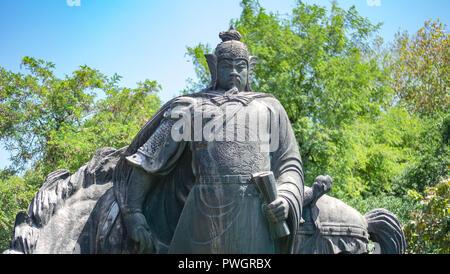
[{"xmin": 229, "ymin": 76, "xmax": 241, "ymax": 86}]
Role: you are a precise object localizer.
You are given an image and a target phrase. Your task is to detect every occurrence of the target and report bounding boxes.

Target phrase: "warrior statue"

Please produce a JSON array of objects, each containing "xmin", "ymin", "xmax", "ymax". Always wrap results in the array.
[
  {"xmin": 117, "ymin": 27, "xmax": 303, "ymax": 254},
  {"xmin": 3, "ymin": 28, "xmax": 406, "ymax": 255}
]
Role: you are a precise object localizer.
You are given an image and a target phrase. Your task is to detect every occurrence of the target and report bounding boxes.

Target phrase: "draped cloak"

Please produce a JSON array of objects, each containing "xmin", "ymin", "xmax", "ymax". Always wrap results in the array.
[{"xmin": 105, "ymin": 90, "xmax": 304, "ymax": 254}]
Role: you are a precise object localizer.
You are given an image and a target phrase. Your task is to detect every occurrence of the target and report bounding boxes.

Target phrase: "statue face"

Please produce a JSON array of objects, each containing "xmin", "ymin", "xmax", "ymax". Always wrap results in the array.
[{"xmin": 216, "ymin": 58, "xmax": 248, "ymax": 91}]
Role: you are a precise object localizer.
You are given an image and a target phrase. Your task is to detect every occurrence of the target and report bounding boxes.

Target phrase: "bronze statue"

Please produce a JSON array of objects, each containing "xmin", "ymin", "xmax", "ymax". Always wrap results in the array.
[
  {"xmin": 117, "ymin": 27, "xmax": 303, "ymax": 254},
  {"xmin": 3, "ymin": 28, "xmax": 405, "ymax": 254}
]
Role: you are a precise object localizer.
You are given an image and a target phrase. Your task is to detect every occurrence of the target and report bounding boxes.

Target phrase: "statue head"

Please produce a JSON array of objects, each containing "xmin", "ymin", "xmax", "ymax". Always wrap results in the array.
[{"xmin": 205, "ymin": 27, "xmax": 258, "ymax": 92}]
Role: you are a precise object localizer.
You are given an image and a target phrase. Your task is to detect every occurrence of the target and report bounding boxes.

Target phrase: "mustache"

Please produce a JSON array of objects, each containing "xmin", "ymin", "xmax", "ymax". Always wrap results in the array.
[{"xmin": 228, "ymin": 75, "xmax": 241, "ymax": 84}]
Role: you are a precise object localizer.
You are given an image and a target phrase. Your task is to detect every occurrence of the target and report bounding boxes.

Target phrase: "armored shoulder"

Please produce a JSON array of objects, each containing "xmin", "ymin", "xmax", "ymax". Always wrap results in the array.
[
  {"xmin": 170, "ymin": 95, "xmax": 197, "ymax": 108},
  {"xmin": 256, "ymin": 94, "xmax": 283, "ymax": 108},
  {"xmin": 160, "ymin": 95, "xmax": 198, "ymax": 121},
  {"xmin": 248, "ymin": 93, "xmax": 288, "ymax": 117},
  {"xmin": 125, "ymin": 97, "xmax": 192, "ymax": 173}
]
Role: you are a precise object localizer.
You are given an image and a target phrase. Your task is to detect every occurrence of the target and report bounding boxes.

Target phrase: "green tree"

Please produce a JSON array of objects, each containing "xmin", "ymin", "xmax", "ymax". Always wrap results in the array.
[
  {"xmin": 184, "ymin": 0, "xmax": 404, "ymax": 198},
  {"xmin": 46, "ymin": 78, "xmax": 160, "ymax": 174},
  {"xmin": 166, "ymin": 1, "xmax": 450, "ymax": 253},
  {"xmin": 387, "ymin": 20, "xmax": 449, "ymax": 199},
  {"xmin": 0, "ymin": 174, "xmax": 37, "ymax": 251},
  {"xmin": 390, "ymin": 19, "xmax": 449, "ymax": 118},
  {"xmin": 0, "ymin": 57, "xmax": 104, "ymax": 171},
  {"xmin": 0, "ymin": 57, "xmax": 161, "ymax": 251},
  {"xmin": 0, "ymin": 57, "xmax": 161, "ymax": 176},
  {"xmin": 404, "ymin": 178, "xmax": 450, "ymax": 254},
  {"xmin": 393, "ymin": 114, "xmax": 449, "ymax": 194}
]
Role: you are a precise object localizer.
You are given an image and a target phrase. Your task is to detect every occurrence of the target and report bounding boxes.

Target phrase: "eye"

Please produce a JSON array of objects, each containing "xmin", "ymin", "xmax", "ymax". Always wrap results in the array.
[
  {"xmin": 236, "ymin": 62, "xmax": 246, "ymax": 69},
  {"xmin": 220, "ymin": 63, "xmax": 232, "ymax": 69}
]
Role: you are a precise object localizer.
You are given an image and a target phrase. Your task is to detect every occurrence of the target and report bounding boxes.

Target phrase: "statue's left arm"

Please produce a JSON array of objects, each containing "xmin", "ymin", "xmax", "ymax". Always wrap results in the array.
[{"xmin": 268, "ymin": 99, "xmax": 304, "ymax": 249}]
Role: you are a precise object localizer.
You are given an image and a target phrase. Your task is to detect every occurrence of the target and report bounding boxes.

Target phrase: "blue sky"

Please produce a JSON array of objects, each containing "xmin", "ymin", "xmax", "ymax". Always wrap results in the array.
[{"xmin": 1, "ymin": 0, "xmax": 449, "ymax": 169}]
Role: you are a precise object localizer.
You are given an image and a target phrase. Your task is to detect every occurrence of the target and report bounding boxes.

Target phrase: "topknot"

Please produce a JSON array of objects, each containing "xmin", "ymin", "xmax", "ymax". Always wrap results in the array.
[
  {"xmin": 214, "ymin": 26, "xmax": 249, "ymax": 61},
  {"xmin": 219, "ymin": 27, "xmax": 242, "ymax": 42}
]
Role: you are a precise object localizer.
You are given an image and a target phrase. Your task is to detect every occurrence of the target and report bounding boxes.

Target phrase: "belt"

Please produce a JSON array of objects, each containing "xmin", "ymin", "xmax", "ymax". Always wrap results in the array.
[{"xmin": 197, "ymin": 174, "xmax": 252, "ymax": 184}]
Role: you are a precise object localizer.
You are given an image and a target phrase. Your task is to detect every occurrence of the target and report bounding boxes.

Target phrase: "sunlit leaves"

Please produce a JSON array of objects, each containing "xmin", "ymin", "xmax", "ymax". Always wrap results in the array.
[
  {"xmin": 0, "ymin": 57, "xmax": 103, "ymax": 170},
  {"xmin": 390, "ymin": 19, "xmax": 449, "ymax": 118},
  {"xmin": 404, "ymin": 179, "xmax": 450, "ymax": 254},
  {"xmin": 184, "ymin": 0, "xmax": 399, "ymax": 197},
  {"xmin": 0, "ymin": 175, "xmax": 37, "ymax": 251},
  {"xmin": 47, "ymin": 79, "xmax": 160, "ymax": 173},
  {"xmin": 0, "ymin": 58, "xmax": 161, "ymax": 252},
  {"xmin": 0, "ymin": 57, "xmax": 161, "ymax": 175}
]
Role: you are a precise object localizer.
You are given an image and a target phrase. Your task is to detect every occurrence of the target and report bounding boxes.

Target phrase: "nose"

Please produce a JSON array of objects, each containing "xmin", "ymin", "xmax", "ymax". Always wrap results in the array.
[{"xmin": 230, "ymin": 67, "xmax": 239, "ymax": 77}]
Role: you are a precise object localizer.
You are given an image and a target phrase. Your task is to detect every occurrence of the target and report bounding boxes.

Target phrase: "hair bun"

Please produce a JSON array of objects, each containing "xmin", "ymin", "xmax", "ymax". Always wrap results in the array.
[{"xmin": 219, "ymin": 27, "xmax": 241, "ymax": 42}]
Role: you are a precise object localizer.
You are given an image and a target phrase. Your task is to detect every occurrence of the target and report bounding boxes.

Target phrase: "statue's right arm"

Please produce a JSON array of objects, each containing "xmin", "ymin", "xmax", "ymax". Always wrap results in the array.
[
  {"xmin": 121, "ymin": 98, "xmax": 194, "ymax": 252},
  {"xmin": 123, "ymin": 166, "xmax": 154, "ymax": 217},
  {"xmin": 122, "ymin": 167, "xmax": 155, "ymax": 253},
  {"xmin": 122, "ymin": 115, "xmax": 182, "ymax": 253}
]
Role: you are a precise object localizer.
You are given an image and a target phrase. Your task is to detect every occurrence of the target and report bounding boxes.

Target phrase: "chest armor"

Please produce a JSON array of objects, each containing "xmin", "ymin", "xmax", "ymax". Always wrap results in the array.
[{"xmin": 190, "ymin": 99, "xmax": 271, "ymax": 176}]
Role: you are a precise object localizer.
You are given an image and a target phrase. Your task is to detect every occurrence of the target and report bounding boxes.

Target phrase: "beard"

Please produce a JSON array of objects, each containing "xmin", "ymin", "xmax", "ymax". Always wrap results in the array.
[{"xmin": 229, "ymin": 75, "xmax": 242, "ymax": 89}]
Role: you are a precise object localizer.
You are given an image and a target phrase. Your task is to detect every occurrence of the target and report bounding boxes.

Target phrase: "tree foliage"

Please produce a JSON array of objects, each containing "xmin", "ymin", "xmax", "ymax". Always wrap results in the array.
[
  {"xmin": 184, "ymin": 0, "xmax": 422, "ymax": 198},
  {"xmin": 183, "ymin": 2, "xmax": 448, "ymax": 254},
  {"xmin": 393, "ymin": 113, "xmax": 449, "ymax": 194},
  {"xmin": 404, "ymin": 179, "xmax": 450, "ymax": 254},
  {"xmin": 0, "ymin": 175, "xmax": 37, "ymax": 251},
  {"xmin": 45, "ymin": 78, "xmax": 160, "ymax": 174},
  {"xmin": 0, "ymin": 57, "xmax": 161, "ymax": 176},
  {"xmin": 0, "ymin": 0, "xmax": 448, "ymax": 254},
  {"xmin": 390, "ymin": 19, "xmax": 449, "ymax": 118},
  {"xmin": 1, "ymin": 57, "xmax": 103, "ymax": 171},
  {"xmin": 0, "ymin": 58, "xmax": 161, "ymax": 251}
]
